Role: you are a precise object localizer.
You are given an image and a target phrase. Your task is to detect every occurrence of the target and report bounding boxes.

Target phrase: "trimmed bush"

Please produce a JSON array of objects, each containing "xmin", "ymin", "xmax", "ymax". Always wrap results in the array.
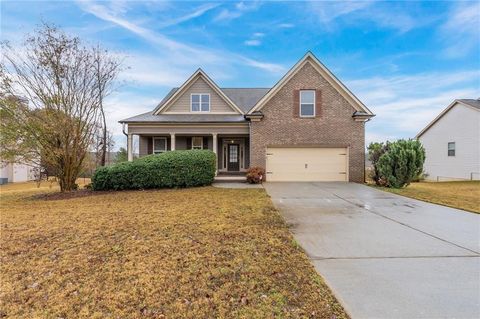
[
  {"xmin": 367, "ymin": 142, "xmax": 389, "ymax": 185},
  {"xmin": 91, "ymin": 150, "xmax": 216, "ymax": 191},
  {"xmin": 376, "ymin": 139, "xmax": 425, "ymax": 188},
  {"xmin": 246, "ymin": 166, "xmax": 265, "ymax": 184}
]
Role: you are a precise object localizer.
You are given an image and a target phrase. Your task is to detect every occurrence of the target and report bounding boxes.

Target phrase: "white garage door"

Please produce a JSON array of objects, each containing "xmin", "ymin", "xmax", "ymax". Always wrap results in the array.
[{"xmin": 266, "ymin": 147, "xmax": 348, "ymax": 182}]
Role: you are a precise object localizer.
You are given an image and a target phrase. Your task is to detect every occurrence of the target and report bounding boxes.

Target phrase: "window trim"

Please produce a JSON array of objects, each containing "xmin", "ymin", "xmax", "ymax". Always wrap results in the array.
[
  {"xmin": 448, "ymin": 142, "xmax": 455, "ymax": 157},
  {"xmin": 190, "ymin": 93, "xmax": 210, "ymax": 112},
  {"xmin": 191, "ymin": 136, "xmax": 203, "ymax": 150},
  {"xmin": 300, "ymin": 90, "xmax": 315, "ymax": 117},
  {"xmin": 153, "ymin": 137, "xmax": 167, "ymax": 154}
]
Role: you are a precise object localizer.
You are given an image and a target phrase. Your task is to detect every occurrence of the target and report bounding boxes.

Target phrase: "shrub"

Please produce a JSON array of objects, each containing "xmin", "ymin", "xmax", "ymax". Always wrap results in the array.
[
  {"xmin": 367, "ymin": 142, "xmax": 389, "ymax": 184},
  {"xmin": 376, "ymin": 139, "xmax": 425, "ymax": 188},
  {"xmin": 91, "ymin": 150, "xmax": 216, "ymax": 191},
  {"xmin": 246, "ymin": 166, "xmax": 265, "ymax": 184}
]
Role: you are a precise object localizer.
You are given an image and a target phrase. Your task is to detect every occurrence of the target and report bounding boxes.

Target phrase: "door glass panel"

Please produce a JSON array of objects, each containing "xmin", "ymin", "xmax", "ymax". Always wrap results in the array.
[{"xmin": 229, "ymin": 145, "xmax": 238, "ymax": 163}]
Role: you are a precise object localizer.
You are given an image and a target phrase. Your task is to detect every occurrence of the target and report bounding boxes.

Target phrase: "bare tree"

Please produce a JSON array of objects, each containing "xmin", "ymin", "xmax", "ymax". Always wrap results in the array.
[
  {"xmin": 93, "ymin": 124, "xmax": 115, "ymax": 166},
  {"xmin": 93, "ymin": 45, "xmax": 124, "ymax": 166},
  {"xmin": 0, "ymin": 23, "xmax": 124, "ymax": 191}
]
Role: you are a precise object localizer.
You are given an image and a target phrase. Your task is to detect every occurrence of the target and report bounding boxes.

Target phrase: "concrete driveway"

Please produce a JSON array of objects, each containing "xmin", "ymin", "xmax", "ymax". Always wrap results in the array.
[{"xmin": 264, "ymin": 182, "xmax": 480, "ymax": 319}]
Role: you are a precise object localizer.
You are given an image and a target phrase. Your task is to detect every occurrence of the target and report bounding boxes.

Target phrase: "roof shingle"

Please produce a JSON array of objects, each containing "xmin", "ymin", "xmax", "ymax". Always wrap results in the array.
[{"xmin": 458, "ymin": 98, "xmax": 480, "ymax": 110}]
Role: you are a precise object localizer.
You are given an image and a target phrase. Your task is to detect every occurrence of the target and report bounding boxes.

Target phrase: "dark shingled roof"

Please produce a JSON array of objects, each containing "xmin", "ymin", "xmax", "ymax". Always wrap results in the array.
[
  {"xmin": 458, "ymin": 99, "xmax": 480, "ymax": 110},
  {"xmin": 119, "ymin": 112, "xmax": 246, "ymax": 123},
  {"xmin": 121, "ymin": 87, "xmax": 270, "ymax": 123},
  {"xmin": 221, "ymin": 88, "xmax": 270, "ymax": 113}
]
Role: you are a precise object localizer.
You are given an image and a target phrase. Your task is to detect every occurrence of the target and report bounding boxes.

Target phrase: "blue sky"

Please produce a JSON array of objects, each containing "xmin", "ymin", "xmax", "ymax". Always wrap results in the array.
[{"xmin": 2, "ymin": 0, "xmax": 479, "ymax": 150}]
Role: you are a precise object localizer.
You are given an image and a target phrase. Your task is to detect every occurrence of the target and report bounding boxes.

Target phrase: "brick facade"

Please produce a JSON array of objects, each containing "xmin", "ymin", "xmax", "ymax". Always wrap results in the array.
[{"xmin": 250, "ymin": 61, "xmax": 366, "ymax": 182}]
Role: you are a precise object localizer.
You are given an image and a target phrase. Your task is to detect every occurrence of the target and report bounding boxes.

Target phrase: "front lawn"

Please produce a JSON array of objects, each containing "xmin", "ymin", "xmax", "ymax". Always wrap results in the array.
[
  {"xmin": 0, "ymin": 183, "xmax": 346, "ymax": 318},
  {"xmin": 376, "ymin": 181, "xmax": 480, "ymax": 214}
]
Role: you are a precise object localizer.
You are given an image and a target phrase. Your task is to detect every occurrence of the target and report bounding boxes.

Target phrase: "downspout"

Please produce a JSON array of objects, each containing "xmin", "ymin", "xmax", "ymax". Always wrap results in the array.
[
  {"xmin": 122, "ymin": 122, "xmax": 130, "ymax": 159},
  {"xmin": 247, "ymin": 117, "xmax": 252, "ymax": 170}
]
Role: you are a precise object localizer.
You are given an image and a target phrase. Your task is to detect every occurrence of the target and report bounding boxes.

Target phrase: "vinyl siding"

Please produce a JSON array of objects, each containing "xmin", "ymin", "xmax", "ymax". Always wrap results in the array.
[
  {"xmin": 139, "ymin": 136, "xmax": 150, "ymax": 157},
  {"xmin": 0, "ymin": 162, "xmax": 35, "ymax": 183},
  {"xmin": 163, "ymin": 76, "xmax": 238, "ymax": 114},
  {"xmin": 419, "ymin": 104, "xmax": 480, "ymax": 181}
]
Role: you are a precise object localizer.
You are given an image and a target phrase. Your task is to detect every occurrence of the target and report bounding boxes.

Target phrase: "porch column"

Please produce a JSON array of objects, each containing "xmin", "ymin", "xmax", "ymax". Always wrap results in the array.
[
  {"xmin": 212, "ymin": 133, "xmax": 218, "ymax": 155},
  {"xmin": 170, "ymin": 133, "xmax": 176, "ymax": 151},
  {"xmin": 127, "ymin": 134, "xmax": 133, "ymax": 161},
  {"xmin": 212, "ymin": 133, "xmax": 218, "ymax": 175}
]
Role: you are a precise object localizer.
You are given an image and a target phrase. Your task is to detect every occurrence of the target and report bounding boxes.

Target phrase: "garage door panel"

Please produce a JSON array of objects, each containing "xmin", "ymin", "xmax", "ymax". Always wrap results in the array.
[{"xmin": 266, "ymin": 147, "xmax": 348, "ymax": 182}]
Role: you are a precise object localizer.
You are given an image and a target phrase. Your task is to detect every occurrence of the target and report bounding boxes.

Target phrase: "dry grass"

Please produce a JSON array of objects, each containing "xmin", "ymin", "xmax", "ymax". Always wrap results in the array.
[
  {"xmin": 0, "ymin": 178, "xmax": 91, "ymax": 194},
  {"xmin": 0, "ymin": 184, "xmax": 346, "ymax": 318},
  {"xmin": 377, "ymin": 181, "xmax": 480, "ymax": 214}
]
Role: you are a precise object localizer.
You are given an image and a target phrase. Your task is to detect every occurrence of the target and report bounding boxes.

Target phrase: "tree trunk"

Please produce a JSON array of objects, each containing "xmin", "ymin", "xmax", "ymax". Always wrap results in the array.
[
  {"xmin": 57, "ymin": 154, "xmax": 82, "ymax": 192},
  {"xmin": 59, "ymin": 176, "xmax": 77, "ymax": 192},
  {"xmin": 100, "ymin": 106, "xmax": 107, "ymax": 166}
]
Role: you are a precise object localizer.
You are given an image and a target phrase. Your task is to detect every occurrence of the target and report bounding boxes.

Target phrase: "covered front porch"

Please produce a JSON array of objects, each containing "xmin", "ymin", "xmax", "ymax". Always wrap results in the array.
[{"xmin": 126, "ymin": 123, "xmax": 250, "ymax": 173}]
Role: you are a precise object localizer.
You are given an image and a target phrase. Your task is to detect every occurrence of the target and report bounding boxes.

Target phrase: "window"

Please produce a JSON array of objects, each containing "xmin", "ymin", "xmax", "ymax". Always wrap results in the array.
[
  {"xmin": 300, "ymin": 90, "xmax": 315, "ymax": 117},
  {"xmin": 192, "ymin": 136, "xmax": 203, "ymax": 150},
  {"xmin": 448, "ymin": 142, "xmax": 455, "ymax": 156},
  {"xmin": 191, "ymin": 94, "xmax": 210, "ymax": 112},
  {"xmin": 153, "ymin": 137, "xmax": 167, "ymax": 154}
]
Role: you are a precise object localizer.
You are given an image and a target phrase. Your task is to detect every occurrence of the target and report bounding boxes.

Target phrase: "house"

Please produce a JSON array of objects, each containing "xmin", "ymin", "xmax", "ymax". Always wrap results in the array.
[
  {"xmin": 416, "ymin": 99, "xmax": 480, "ymax": 181},
  {"xmin": 0, "ymin": 162, "xmax": 36, "ymax": 184},
  {"xmin": 120, "ymin": 52, "xmax": 374, "ymax": 182}
]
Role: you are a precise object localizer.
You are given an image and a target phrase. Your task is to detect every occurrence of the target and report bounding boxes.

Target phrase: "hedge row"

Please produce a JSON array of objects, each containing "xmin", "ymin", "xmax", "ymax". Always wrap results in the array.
[{"xmin": 91, "ymin": 150, "xmax": 216, "ymax": 191}]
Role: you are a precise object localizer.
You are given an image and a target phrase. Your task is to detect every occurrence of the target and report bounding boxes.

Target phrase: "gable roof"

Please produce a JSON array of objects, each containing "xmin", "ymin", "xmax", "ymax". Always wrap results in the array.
[
  {"xmin": 457, "ymin": 98, "xmax": 480, "ymax": 110},
  {"xmin": 148, "ymin": 87, "xmax": 268, "ymax": 116},
  {"xmin": 248, "ymin": 52, "xmax": 374, "ymax": 116},
  {"xmin": 120, "ymin": 88, "xmax": 269, "ymax": 123},
  {"xmin": 416, "ymin": 98, "xmax": 480, "ymax": 138},
  {"xmin": 153, "ymin": 69, "xmax": 244, "ymax": 115}
]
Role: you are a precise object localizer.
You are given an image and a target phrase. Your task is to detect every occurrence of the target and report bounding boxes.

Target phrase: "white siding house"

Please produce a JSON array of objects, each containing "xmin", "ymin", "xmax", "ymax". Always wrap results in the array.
[
  {"xmin": 0, "ymin": 162, "xmax": 36, "ymax": 184},
  {"xmin": 416, "ymin": 99, "xmax": 480, "ymax": 181}
]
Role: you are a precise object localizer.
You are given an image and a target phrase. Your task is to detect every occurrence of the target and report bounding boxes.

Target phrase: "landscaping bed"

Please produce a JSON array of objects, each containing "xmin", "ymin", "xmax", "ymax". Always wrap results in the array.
[{"xmin": 0, "ymin": 184, "xmax": 347, "ymax": 318}]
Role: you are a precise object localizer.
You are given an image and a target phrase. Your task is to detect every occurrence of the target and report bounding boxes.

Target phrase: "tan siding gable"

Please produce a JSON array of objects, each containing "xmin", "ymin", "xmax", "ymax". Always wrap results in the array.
[{"xmin": 163, "ymin": 76, "xmax": 239, "ymax": 114}]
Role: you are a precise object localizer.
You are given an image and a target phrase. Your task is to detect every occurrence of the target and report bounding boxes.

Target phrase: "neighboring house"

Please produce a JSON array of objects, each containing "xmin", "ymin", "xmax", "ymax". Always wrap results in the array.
[
  {"xmin": 0, "ymin": 162, "xmax": 36, "ymax": 184},
  {"xmin": 120, "ymin": 52, "xmax": 374, "ymax": 182},
  {"xmin": 416, "ymin": 98, "xmax": 480, "ymax": 181}
]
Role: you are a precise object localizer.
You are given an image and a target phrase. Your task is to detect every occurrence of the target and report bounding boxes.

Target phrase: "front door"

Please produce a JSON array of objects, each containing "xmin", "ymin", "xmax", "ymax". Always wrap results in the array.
[{"xmin": 227, "ymin": 144, "xmax": 240, "ymax": 171}]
